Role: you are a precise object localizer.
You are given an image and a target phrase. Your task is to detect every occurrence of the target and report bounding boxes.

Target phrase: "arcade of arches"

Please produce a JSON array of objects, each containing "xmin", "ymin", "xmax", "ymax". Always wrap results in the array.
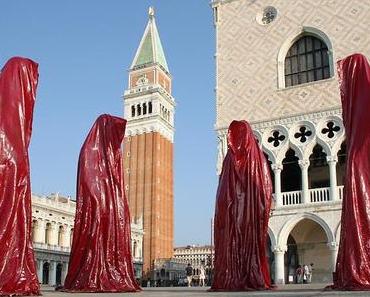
[
  {"xmin": 276, "ymin": 142, "xmax": 346, "ymax": 198},
  {"xmin": 264, "ymin": 142, "xmax": 345, "ymax": 284},
  {"xmin": 267, "ymin": 216, "xmax": 339, "ymax": 284}
]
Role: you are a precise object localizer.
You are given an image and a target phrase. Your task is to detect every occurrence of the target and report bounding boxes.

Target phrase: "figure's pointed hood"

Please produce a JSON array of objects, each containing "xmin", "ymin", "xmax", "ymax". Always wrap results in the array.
[{"xmin": 227, "ymin": 120, "xmax": 256, "ymax": 165}]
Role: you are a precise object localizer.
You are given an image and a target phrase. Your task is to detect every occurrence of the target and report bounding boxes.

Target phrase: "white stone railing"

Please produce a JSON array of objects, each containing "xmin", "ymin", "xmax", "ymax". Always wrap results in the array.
[
  {"xmin": 33, "ymin": 242, "xmax": 71, "ymax": 253},
  {"xmin": 338, "ymin": 185, "xmax": 344, "ymax": 200},
  {"xmin": 282, "ymin": 190, "xmax": 302, "ymax": 206},
  {"xmin": 280, "ymin": 185, "xmax": 344, "ymax": 207},
  {"xmin": 310, "ymin": 187, "xmax": 330, "ymax": 203}
]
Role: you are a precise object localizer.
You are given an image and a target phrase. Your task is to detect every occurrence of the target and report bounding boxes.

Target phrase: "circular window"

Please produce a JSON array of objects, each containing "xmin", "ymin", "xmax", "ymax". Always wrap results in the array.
[{"xmin": 256, "ymin": 6, "xmax": 277, "ymax": 25}]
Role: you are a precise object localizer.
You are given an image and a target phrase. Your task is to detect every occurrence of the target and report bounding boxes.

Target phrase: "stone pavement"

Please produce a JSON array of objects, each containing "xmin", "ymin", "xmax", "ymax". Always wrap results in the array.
[{"xmin": 39, "ymin": 284, "xmax": 370, "ymax": 297}]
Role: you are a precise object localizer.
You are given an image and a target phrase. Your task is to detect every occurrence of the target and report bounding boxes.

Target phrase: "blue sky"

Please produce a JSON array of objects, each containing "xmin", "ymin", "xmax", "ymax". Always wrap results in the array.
[{"xmin": 0, "ymin": 1, "xmax": 217, "ymax": 246}]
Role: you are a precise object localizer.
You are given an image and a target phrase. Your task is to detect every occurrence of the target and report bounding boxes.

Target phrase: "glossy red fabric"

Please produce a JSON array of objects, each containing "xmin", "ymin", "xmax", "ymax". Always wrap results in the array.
[
  {"xmin": 334, "ymin": 53, "xmax": 370, "ymax": 290},
  {"xmin": 211, "ymin": 120, "xmax": 272, "ymax": 291},
  {"xmin": 63, "ymin": 114, "xmax": 140, "ymax": 292},
  {"xmin": 0, "ymin": 57, "xmax": 40, "ymax": 296}
]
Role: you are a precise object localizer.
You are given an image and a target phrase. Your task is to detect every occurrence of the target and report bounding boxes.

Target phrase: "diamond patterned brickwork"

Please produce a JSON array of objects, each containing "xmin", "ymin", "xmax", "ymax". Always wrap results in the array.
[{"xmin": 214, "ymin": 0, "xmax": 370, "ymax": 129}]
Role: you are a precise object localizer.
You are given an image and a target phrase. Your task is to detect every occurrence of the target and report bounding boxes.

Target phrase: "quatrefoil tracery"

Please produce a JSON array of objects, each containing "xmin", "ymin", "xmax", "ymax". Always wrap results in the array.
[
  {"xmin": 294, "ymin": 126, "xmax": 312, "ymax": 143},
  {"xmin": 268, "ymin": 130, "xmax": 286, "ymax": 147},
  {"xmin": 322, "ymin": 121, "xmax": 340, "ymax": 138}
]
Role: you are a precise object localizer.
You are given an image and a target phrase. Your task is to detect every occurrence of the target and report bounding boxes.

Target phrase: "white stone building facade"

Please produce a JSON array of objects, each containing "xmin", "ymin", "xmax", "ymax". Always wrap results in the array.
[
  {"xmin": 31, "ymin": 193, "xmax": 144, "ymax": 285},
  {"xmin": 211, "ymin": 0, "xmax": 370, "ymax": 284},
  {"xmin": 31, "ymin": 193, "xmax": 75, "ymax": 286},
  {"xmin": 173, "ymin": 245, "xmax": 214, "ymax": 280}
]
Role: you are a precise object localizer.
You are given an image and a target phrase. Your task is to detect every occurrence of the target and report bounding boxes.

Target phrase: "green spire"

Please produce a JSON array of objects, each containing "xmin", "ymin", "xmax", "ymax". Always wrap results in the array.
[{"xmin": 131, "ymin": 7, "xmax": 169, "ymax": 72}]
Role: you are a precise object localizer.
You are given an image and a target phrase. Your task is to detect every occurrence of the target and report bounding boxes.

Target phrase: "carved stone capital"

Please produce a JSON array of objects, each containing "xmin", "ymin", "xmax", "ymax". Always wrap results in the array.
[
  {"xmin": 271, "ymin": 163, "xmax": 283, "ymax": 171},
  {"xmin": 298, "ymin": 159, "xmax": 310, "ymax": 168},
  {"xmin": 327, "ymin": 241, "xmax": 338, "ymax": 250},
  {"xmin": 273, "ymin": 245, "xmax": 287, "ymax": 253},
  {"xmin": 326, "ymin": 155, "xmax": 338, "ymax": 163}
]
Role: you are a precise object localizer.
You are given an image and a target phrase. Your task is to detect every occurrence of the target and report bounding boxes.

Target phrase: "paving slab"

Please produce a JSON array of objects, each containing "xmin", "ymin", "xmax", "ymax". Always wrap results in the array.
[{"xmin": 37, "ymin": 284, "xmax": 370, "ymax": 297}]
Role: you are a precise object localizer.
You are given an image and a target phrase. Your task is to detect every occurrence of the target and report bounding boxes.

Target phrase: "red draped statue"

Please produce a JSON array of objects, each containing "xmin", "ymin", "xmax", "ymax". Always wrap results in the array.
[
  {"xmin": 211, "ymin": 120, "xmax": 272, "ymax": 291},
  {"xmin": 334, "ymin": 53, "xmax": 370, "ymax": 290},
  {"xmin": 0, "ymin": 57, "xmax": 40, "ymax": 296},
  {"xmin": 63, "ymin": 114, "xmax": 140, "ymax": 293}
]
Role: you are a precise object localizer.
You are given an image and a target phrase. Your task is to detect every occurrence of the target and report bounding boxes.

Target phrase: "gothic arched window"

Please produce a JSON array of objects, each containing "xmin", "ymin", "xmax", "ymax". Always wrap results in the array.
[{"xmin": 285, "ymin": 35, "xmax": 330, "ymax": 87}]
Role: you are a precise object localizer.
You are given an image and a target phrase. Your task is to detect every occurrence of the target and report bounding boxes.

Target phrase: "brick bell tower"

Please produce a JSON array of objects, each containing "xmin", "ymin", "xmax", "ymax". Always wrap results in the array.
[{"xmin": 123, "ymin": 7, "xmax": 175, "ymax": 277}]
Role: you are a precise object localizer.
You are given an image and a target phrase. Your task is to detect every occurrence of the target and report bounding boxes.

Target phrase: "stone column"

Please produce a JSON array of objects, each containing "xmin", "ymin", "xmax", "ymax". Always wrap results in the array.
[
  {"xmin": 272, "ymin": 163, "xmax": 283, "ymax": 207},
  {"xmin": 327, "ymin": 242, "xmax": 339, "ymax": 272},
  {"xmin": 35, "ymin": 220, "xmax": 46, "ymax": 243},
  {"xmin": 37, "ymin": 260, "xmax": 43, "ymax": 283},
  {"xmin": 50, "ymin": 223, "xmax": 58, "ymax": 246},
  {"xmin": 62, "ymin": 262, "xmax": 69, "ymax": 284},
  {"xmin": 274, "ymin": 245, "xmax": 287, "ymax": 284},
  {"xmin": 217, "ymin": 135, "xmax": 226, "ymax": 175},
  {"xmin": 62, "ymin": 226, "xmax": 71, "ymax": 248},
  {"xmin": 298, "ymin": 160, "xmax": 310, "ymax": 204},
  {"xmin": 49, "ymin": 261, "xmax": 57, "ymax": 286},
  {"xmin": 61, "ymin": 226, "xmax": 68, "ymax": 247},
  {"xmin": 327, "ymin": 156, "xmax": 338, "ymax": 201}
]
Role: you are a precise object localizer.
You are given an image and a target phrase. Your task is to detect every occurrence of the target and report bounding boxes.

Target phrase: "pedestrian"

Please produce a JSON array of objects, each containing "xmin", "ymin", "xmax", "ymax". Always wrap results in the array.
[
  {"xmin": 303, "ymin": 264, "xmax": 309, "ymax": 284},
  {"xmin": 185, "ymin": 263, "xmax": 193, "ymax": 287},
  {"xmin": 295, "ymin": 265, "xmax": 303, "ymax": 284},
  {"xmin": 308, "ymin": 263, "xmax": 314, "ymax": 283},
  {"xmin": 199, "ymin": 265, "xmax": 206, "ymax": 287}
]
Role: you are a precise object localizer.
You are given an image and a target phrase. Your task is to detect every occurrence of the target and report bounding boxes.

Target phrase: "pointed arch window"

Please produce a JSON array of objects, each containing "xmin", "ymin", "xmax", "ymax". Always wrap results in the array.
[{"xmin": 285, "ymin": 35, "xmax": 330, "ymax": 87}]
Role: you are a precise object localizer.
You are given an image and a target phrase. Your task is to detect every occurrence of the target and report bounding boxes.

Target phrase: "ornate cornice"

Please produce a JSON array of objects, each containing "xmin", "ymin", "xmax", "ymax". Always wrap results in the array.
[
  {"xmin": 215, "ymin": 108, "xmax": 342, "ymax": 133},
  {"xmin": 126, "ymin": 119, "xmax": 174, "ymax": 143}
]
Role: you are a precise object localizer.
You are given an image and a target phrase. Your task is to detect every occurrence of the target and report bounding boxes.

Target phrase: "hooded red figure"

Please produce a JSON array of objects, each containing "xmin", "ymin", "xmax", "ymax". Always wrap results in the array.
[
  {"xmin": 334, "ymin": 53, "xmax": 370, "ymax": 290},
  {"xmin": 0, "ymin": 57, "xmax": 40, "ymax": 296},
  {"xmin": 211, "ymin": 120, "xmax": 272, "ymax": 291},
  {"xmin": 63, "ymin": 114, "xmax": 140, "ymax": 293}
]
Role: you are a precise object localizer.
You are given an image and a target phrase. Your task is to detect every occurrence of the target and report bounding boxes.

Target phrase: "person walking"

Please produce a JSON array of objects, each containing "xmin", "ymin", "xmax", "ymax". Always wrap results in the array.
[
  {"xmin": 295, "ymin": 265, "xmax": 303, "ymax": 284},
  {"xmin": 186, "ymin": 263, "xmax": 193, "ymax": 287},
  {"xmin": 303, "ymin": 264, "xmax": 309, "ymax": 284},
  {"xmin": 308, "ymin": 263, "xmax": 314, "ymax": 283},
  {"xmin": 199, "ymin": 265, "xmax": 206, "ymax": 287}
]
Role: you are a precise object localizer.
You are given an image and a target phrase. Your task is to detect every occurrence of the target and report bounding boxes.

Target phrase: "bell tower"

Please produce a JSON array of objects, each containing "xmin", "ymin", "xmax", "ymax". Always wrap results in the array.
[{"xmin": 123, "ymin": 7, "xmax": 175, "ymax": 277}]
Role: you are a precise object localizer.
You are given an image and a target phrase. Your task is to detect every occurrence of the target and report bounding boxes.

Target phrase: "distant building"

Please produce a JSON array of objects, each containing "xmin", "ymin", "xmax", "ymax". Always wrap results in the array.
[
  {"xmin": 123, "ymin": 7, "xmax": 175, "ymax": 279},
  {"xmin": 31, "ymin": 193, "xmax": 74, "ymax": 286},
  {"xmin": 173, "ymin": 245, "xmax": 214, "ymax": 281},
  {"xmin": 152, "ymin": 258, "xmax": 187, "ymax": 286},
  {"xmin": 31, "ymin": 193, "xmax": 143, "ymax": 285},
  {"xmin": 211, "ymin": 0, "xmax": 370, "ymax": 284}
]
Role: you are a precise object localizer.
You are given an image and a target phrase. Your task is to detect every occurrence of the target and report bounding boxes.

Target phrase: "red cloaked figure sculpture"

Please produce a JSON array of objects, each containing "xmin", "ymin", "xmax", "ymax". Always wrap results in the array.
[
  {"xmin": 63, "ymin": 115, "xmax": 140, "ymax": 293},
  {"xmin": 211, "ymin": 120, "xmax": 272, "ymax": 291},
  {"xmin": 333, "ymin": 53, "xmax": 370, "ymax": 290},
  {"xmin": 0, "ymin": 57, "xmax": 40, "ymax": 296}
]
